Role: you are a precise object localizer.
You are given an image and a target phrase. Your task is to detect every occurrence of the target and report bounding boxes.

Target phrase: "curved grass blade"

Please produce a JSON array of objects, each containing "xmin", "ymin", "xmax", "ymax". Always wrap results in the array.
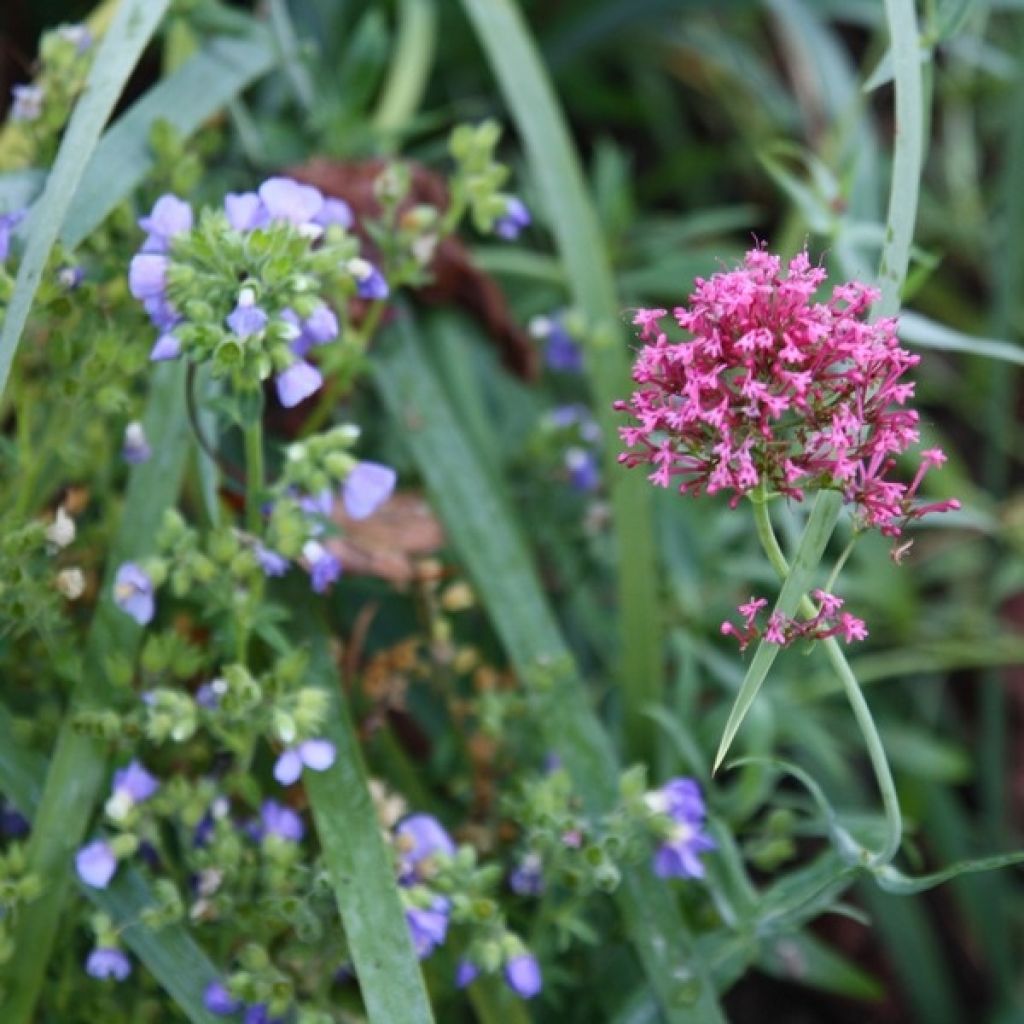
[
  {"xmin": 61, "ymin": 23, "xmax": 277, "ymax": 249},
  {"xmin": 0, "ymin": 0, "xmax": 171, "ymax": 402},
  {"xmin": 712, "ymin": 491, "xmax": 843, "ymax": 774},
  {"xmin": 872, "ymin": 853, "xmax": 1024, "ymax": 895},
  {"xmin": 373, "ymin": 313, "xmax": 727, "ymax": 1024},
  {"xmin": 290, "ymin": 615, "xmax": 436, "ymax": 1024},
  {"xmin": 0, "ymin": 363, "xmax": 190, "ymax": 1023},
  {"xmin": 373, "ymin": 0, "xmax": 438, "ymax": 137},
  {"xmin": 898, "ymin": 310, "xmax": 1024, "ymax": 366},
  {"xmin": 459, "ymin": 0, "xmax": 664, "ymax": 760},
  {"xmin": 0, "ymin": 704, "xmax": 221, "ymax": 1024}
]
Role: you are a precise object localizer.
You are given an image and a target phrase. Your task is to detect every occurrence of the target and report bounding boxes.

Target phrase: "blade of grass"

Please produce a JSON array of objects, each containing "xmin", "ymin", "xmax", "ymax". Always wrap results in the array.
[
  {"xmin": 289, "ymin": 613, "xmax": 437, "ymax": 1024},
  {"xmin": 874, "ymin": 0, "xmax": 924, "ymax": 319},
  {"xmin": 0, "ymin": 363, "xmax": 190, "ymax": 1023},
  {"xmin": 269, "ymin": 0, "xmax": 316, "ymax": 111},
  {"xmin": 373, "ymin": 0, "xmax": 438, "ymax": 138},
  {"xmin": 0, "ymin": 0, "xmax": 171, "ymax": 401},
  {"xmin": 459, "ymin": 0, "xmax": 664, "ymax": 760},
  {"xmin": 373, "ymin": 312, "xmax": 727, "ymax": 1024},
  {"xmin": 0, "ymin": 682, "xmax": 221, "ymax": 1024}
]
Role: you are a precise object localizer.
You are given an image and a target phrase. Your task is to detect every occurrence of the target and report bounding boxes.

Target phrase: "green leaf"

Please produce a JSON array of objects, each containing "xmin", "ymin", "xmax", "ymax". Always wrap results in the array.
[
  {"xmin": 459, "ymin": 0, "xmax": 664, "ymax": 760},
  {"xmin": 1, "ymin": 363, "xmax": 190, "ymax": 1023},
  {"xmin": 898, "ymin": 311, "xmax": 1024, "ymax": 366},
  {"xmin": 0, "ymin": 703, "xmax": 222, "ymax": 1024},
  {"xmin": 291, "ymin": 615, "xmax": 436, "ymax": 1024},
  {"xmin": 0, "ymin": 0, "xmax": 171, "ymax": 401},
  {"xmin": 372, "ymin": 314, "xmax": 727, "ymax": 1024},
  {"xmin": 712, "ymin": 491, "xmax": 843, "ymax": 773},
  {"xmin": 873, "ymin": 853, "xmax": 1024, "ymax": 895},
  {"xmin": 758, "ymin": 931, "xmax": 883, "ymax": 1001},
  {"xmin": 373, "ymin": 0, "xmax": 438, "ymax": 137}
]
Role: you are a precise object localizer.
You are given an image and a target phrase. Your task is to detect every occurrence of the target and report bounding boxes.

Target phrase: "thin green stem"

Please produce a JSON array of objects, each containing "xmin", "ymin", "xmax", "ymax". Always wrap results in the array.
[
  {"xmin": 751, "ymin": 498, "xmax": 902, "ymax": 865},
  {"xmin": 243, "ymin": 419, "xmax": 264, "ymax": 535}
]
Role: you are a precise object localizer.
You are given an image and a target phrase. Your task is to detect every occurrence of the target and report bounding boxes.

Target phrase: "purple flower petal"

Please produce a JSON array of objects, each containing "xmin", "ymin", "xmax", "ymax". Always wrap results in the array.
[
  {"xmin": 343, "ymin": 462, "xmax": 396, "ymax": 520},
  {"xmin": 224, "ymin": 192, "xmax": 268, "ymax": 231},
  {"xmin": 113, "ymin": 562, "xmax": 155, "ymax": 625},
  {"xmin": 226, "ymin": 300, "xmax": 268, "ymax": 339},
  {"xmin": 204, "ymin": 980, "xmax": 241, "ymax": 1015},
  {"xmin": 112, "ymin": 760, "xmax": 159, "ymax": 804},
  {"xmin": 298, "ymin": 738, "xmax": 336, "ymax": 772},
  {"xmin": 149, "ymin": 332, "xmax": 182, "ymax": 362},
  {"xmin": 121, "ymin": 422, "xmax": 152, "ymax": 464},
  {"xmin": 314, "ymin": 197, "xmax": 353, "ymax": 229},
  {"xmin": 85, "ymin": 947, "xmax": 131, "ymax": 981},
  {"xmin": 304, "ymin": 304, "xmax": 339, "ymax": 345},
  {"xmin": 0, "ymin": 209, "xmax": 26, "ymax": 263},
  {"xmin": 455, "ymin": 960, "xmax": 479, "ymax": 989},
  {"xmin": 347, "ymin": 258, "xmax": 389, "ymax": 300},
  {"xmin": 406, "ymin": 898, "xmax": 450, "ymax": 959},
  {"xmin": 258, "ymin": 177, "xmax": 323, "ymax": 225},
  {"xmin": 395, "ymin": 814, "xmax": 456, "ymax": 869},
  {"xmin": 138, "ymin": 195, "xmax": 192, "ymax": 252},
  {"xmin": 276, "ymin": 360, "xmax": 322, "ymax": 408},
  {"xmin": 302, "ymin": 540, "xmax": 341, "ymax": 593},
  {"xmin": 128, "ymin": 253, "xmax": 167, "ymax": 301},
  {"xmin": 504, "ymin": 954, "xmax": 542, "ymax": 999},
  {"xmin": 494, "ymin": 197, "xmax": 531, "ymax": 241},
  {"xmin": 260, "ymin": 799, "xmax": 305, "ymax": 842},
  {"xmin": 76, "ymin": 840, "xmax": 117, "ymax": 889},
  {"xmin": 274, "ymin": 748, "xmax": 304, "ymax": 786},
  {"xmin": 144, "ymin": 295, "xmax": 180, "ymax": 332},
  {"xmin": 10, "ymin": 84, "xmax": 43, "ymax": 122},
  {"xmin": 255, "ymin": 544, "xmax": 289, "ymax": 577}
]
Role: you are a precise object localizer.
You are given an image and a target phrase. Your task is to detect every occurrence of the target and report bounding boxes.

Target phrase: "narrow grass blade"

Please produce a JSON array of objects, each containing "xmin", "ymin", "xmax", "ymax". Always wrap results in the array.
[
  {"xmin": 0, "ymin": 0, "xmax": 171, "ymax": 401},
  {"xmin": 874, "ymin": 0, "xmax": 924, "ymax": 318},
  {"xmin": 873, "ymin": 852, "xmax": 1024, "ymax": 895},
  {"xmin": 459, "ymin": 0, "xmax": 664, "ymax": 759},
  {"xmin": 0, "ymin": 363, "xmax": 190, "ymax": 1023},
  {"xmin": 0, "ymin": 704, "xmax": 221, "ymax": 1024},
  {"xmin": 269, "ymin": 0, "xmax": 316, "ymax": 111},
  {"xmin": 712, "ymin": 491, "xmax": 843, "ymax": 774},
  {"xmin": 373, "ymin": 0, "xmax": 438, "ymax": 137},
  {"xmin": 373, "ymin": 313, "xmax": 727, "ymax": 1024},
  {"xmin": 291, "ymin": 615, "xmax": 437, "ymax": 1024},
  {"xmin": 898, "ymin": 311, "xmax": 1024, "ymax": 366},
  {"xmin": 61, "ymin": 24, "xmax": 277, "ymax": 249}
]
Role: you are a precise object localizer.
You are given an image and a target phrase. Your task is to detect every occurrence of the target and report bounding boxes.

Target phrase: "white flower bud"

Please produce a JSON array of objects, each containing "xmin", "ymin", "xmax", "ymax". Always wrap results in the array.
[
  {"xmin": 46, "ymin": 506, "xmax": 75, "ymax": 549},
  {"xmin": 56, "ymin": 567, "xmax": 85, "ymax": 599}
]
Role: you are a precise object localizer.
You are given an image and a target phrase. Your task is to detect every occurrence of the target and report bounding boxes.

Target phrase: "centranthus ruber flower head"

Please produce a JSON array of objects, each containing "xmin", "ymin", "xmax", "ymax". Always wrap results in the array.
[
  {"xmin": 721, "ymin": 589, "xmax": 867, "ymax": 651},
  {"xmin": 615, "ymin": 247, "xmax": 960, "ymax": 535}
]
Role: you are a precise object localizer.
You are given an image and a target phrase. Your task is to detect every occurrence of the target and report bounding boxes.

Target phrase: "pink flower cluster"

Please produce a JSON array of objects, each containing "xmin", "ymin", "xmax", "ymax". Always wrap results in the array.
[
  {"xmin": 721, "ymin": 590, "xmax": 867, "ymax": 651},
  {"xmin": 615, "ymin": 248, "xmax": 959, "ymax": 535}
]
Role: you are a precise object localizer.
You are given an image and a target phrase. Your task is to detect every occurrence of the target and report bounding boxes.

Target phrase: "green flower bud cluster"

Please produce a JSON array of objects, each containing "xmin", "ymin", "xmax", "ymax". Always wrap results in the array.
[
  {"xmin": 277, "ymin": 424, "xmax": 361, "ymax": 498},
  {"xmin": 447, "ymin": 120, "xmax": 515, "ymax": 233},
  {"xmin": 0, "ymin": 843, "xmax": 43, "ymax": 964}
]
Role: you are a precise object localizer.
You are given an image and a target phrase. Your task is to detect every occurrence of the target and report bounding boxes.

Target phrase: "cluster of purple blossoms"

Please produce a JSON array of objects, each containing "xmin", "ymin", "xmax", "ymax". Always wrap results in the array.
[
  {"xmin": 128, "ymin": 178, "xmax": 388, "ymax": 409},
  {"xmin": 721, "ymin": 589, "xmax": 868, "ymax": 652},
  {"xmin": 645, "ymin": 778, "xmax": 716, "ymax": 880}
]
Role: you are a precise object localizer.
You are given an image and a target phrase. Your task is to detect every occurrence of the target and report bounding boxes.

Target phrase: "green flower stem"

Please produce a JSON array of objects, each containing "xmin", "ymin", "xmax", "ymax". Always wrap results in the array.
[
  {"xmin": 751, "ymin": 497, "xmax": 902, "ymax": 865},
  {"xmin": 243, "ymin": 418, "xmax": 264, "ymax": 534}
]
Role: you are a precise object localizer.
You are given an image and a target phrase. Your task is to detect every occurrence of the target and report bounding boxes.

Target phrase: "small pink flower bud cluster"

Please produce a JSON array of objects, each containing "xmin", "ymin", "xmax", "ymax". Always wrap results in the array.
[
  {"xmin": 615, "ymin": 248, "xmax": 960, "ymax": 535},
  {"xmin": 721, "ymin": 589, "xmax": 868, "ymax": 651}
]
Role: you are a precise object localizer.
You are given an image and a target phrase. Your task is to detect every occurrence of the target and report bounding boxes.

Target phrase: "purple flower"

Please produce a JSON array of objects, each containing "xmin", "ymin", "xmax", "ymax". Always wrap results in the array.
[
  {"xmin": 273, "ymin": 738, "xmax": 336, "ymax": 785},
  {"xmin": 0, "ymin": 800, "xmax": 29, "ymax": 838},
  {"xmin": 565, "ymin": 447, "xmax": 599, "ymax": 492},
  {"xmin": 0, "ymin": 209, "xmax": 26, "ymax": 262},
  {"xmin": 455, "ymin": 960, "xmax": 479, "ymax": 989},
  {"xmin": 314, "ymin": 198, "xmax": 354, "ymax": 229},
  {"xmin": 150, "ymin": 332, "xmax": 182, "ymax": 361},
  {"xmin": 260, "ymin": 800, "xmax": 305, "ymax": 842},
  {"xmin": 343, "ymin": 462, "xmax": 396, "ymax": 520},
  {"xmin": 57, "ymin": 24, "xmax": 93, "ymax": 53},
  {"xmin": 226, "ymin": 289, "xmax": 268, "ymax": 338},
  {"xmin": 112, "ymin": 760, "xmax": 159, "ymax": 805},
  {"xmin": 129, "ymin": 253, "xmax": 167, "ymax": 301},
  {"xmin": 244, "ymin": 1005, "xmax": 272, "ymax": 1024},
  {"xmin": 647, "ymin": 777, "xmax": 715, "ymax": 880},
  {"xmin": 547, "ymin": 324, "xmax": 582, "ymax": 373},
  {"xmin": 113, "ymin": 562, "xmax": 155, "ymax": 625},
  {"xmin": 509, "ymin": 853, "xmax": 544, "ymax": 897},
  {"xmin": 10, "ymin": 84, "xmax": 43, "ymax": 122},
  {"xmin": 254, "ymin": 544, "xmax": 289, "ymax": 577},
  {"xmin": 138, "ymin": 195, "xmax": 192, "ymax": 252},
  {"xmin": 346, "ymin": 258, "xmax": 389, "ymax": 300},
  {"xmin": 299, "ymin": 488, "xmax": 333, "ymax": 524},
  {"xmin": 304, "ymin": 304, "xmax": 339, "ymax": 344},
  {"xmin": 204, "ymin": 980, "xmax": 241, "ymax": 1015},
  {"xmin": 406, "ymin": 897, "xmax": 450, "ymax": 959},
  {"xmin": 394, "ymin": 814, "xmax": 455, "ymax": 880},
  {"xmin": 504, "ymin": 954, "xmax": 542, "ymax": 999},
  {"xmin": 494, "ymin": 197, "xmax": 531, "ymax": 241},
  {"xmin": 121, "ymin": 422, "xmax": 151, "ymax": 464},
  {"xmin": 302, "ymin": 539, "xmax": 342, "ymax": 594},
  {"xmin": 276, "ymin": 360, "xmax": 323, "ymax": 408},
  {"xmin": 75, "ymin": 839, "xmax": 117, "ymax": 889},
  {"xmin": 258, "ymin": 177, "xmax": 323, "ymax": 226},
  {"xmin": 85, "ymin": 947, "xmax": 131, "ymax": 981},
  {"xmin": 58, "ymin": 265, "xmax": 84, "ymax": 289},
  {"xmin": 224, "ymin": 192, "xmax": 268, "ymax": 232}
]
